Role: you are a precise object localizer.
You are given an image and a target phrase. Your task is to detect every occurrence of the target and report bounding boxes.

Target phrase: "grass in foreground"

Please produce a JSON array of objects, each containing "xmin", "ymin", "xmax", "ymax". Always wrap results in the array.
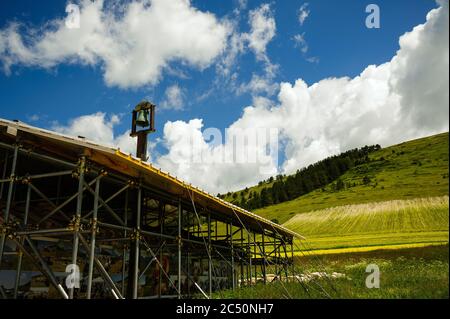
[{"xmin": 216, "ymin": 245, "xmax": 449, "ymax": 299}]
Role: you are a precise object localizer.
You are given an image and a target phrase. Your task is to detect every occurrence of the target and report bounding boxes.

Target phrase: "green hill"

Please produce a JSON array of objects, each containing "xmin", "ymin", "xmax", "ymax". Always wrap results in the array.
[
  {"xmin": 253, "ymin": 132, "xmax": 449, "ymax": 253},
  {"xmin": 255, "ymin": 132, "xmax": 449, "ymax": 224}
]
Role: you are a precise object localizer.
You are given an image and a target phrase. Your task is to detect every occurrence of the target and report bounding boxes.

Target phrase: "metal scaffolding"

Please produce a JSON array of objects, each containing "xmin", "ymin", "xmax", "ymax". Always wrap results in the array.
[{"xmin": 0, "ymin": 119, "xmax": 300, "ymax": 299}]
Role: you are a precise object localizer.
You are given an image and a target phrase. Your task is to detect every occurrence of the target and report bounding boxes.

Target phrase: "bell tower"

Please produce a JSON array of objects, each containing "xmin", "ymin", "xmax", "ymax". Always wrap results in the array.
[{"xmin": 130, "ymin": 101, "xmax": 156, "ymax": 161}]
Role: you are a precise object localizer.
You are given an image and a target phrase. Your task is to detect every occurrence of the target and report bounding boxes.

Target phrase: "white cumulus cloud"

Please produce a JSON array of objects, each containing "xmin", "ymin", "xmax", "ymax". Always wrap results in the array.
[
  {"xmin": 155, "ymin": 118, "xmax": 278, "ymax": 194},
  {"xmin": 0, "ymin": 0, "xmax": 230, "ymax": 88}
]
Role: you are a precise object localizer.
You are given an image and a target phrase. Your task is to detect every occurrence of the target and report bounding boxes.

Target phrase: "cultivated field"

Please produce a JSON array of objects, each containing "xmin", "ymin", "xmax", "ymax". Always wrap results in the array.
[{"xmin": 287, "ymin": 196, "xmax": 449, "ymax": 252}]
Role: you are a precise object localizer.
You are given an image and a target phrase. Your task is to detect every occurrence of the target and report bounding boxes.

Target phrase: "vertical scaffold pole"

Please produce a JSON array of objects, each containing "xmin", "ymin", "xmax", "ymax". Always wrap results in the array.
[
  {"xmin": 283, "ymin": 239, "xmax": 288, "ymax": 281},
  {"xmin": 187, "ymin": 211, "xmax": 191, "ymax": 296},
  {"xmin": 241, "ymin": 227, "xmax": 244, "ymax": 286},
  {"xmin": 132, "ymin": 186, "xmax": 142, "ymax": 299},
  {"xmin": 291, "ymin": 241, "xmax": 294, "ymax": 283},
  {"xmin": 158, "ymin": 202, "xmax": 164, "ymax": 298},
  {"xmin": 121, "ymin": 189, "xmax": 129, "ymax": 297},
  {"xmin": 207, "ymin": 213, "xmax": 212, "ymax": 297},
  {"xmin": 86, "ymin": 178, "xmax": 100, "ymax": 299},
  {"xmin": 262, "ymin": 232, "xmax": 266, "ymax": 285},
  {"xmin": 253, "ymin": 232, "xmax": 257, "ymax": 284},
  {"xmin": 69, "ymin": 156, "xmax": 86, "ymax": 299},
  {"xmin": 178, "ymin": 199, "xmax": 182, "ymax": 299},
  {"xmin": 0, "ymin": 144, "xmax": 18, "ymax": 269},
  {"xmin": 248, "ymin": 232, "xmax": 252, "ymax": 285},
  {"xmin": 230, "ymin": 221, "xmax": 235, "ymax": 291},
  {"xmin": 273, "ymin": 236, "xmax": 278, "ymax": 281},
  {"xmin": 0, "ymin": 151, "xmax": 9, "ymax": 201},
  {"xmin": 13, "ymin": 183, "xmax": 30, "ymax": 298}
]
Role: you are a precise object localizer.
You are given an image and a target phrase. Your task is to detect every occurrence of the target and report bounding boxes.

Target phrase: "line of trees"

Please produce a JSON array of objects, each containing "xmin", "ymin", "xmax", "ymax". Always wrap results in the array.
[{"xmin": 219, "ymin": 144, "xmax": 381, "ymax": 210}]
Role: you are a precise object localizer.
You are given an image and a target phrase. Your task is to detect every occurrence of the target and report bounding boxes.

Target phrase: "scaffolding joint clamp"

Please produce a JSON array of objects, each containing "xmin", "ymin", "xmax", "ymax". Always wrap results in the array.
[
  {"xmin": 176, "ymin": 235, "xmax": 183, "ymax": 246},
  {"xmin": 127, "ymin": 180, "xmax": 139, "ymax": 189},
  {"xmin": 130, "ymin": 228, "xmax": 142, "ymax": 240},
  {"xmin": 20, "ymin": 175, "xmax": 31, "ymax": 184},
  {"xmin": 89, "ymin": 218, "xmax": 99, "ymax": 233},
  {"xmin": 68, "ymin": 215, "xmax": 82, "ymax": 231},
  {"xmin": 0, "ymin": 222, "xmax": 17, "ymax": 238},
  {"xmin": 73, "ymin": 157, "xmax": 89, "ymax": 178}
]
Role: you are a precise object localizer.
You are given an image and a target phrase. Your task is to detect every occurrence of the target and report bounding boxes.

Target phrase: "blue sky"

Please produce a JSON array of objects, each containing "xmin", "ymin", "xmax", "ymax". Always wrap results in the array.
[{"xmin": 0, "ymin": 0, "xmax": 448, "ymax": 193}]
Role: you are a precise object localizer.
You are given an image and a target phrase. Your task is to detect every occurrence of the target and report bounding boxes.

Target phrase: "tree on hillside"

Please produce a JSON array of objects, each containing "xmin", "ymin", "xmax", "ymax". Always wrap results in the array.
[
  {"xmin": 260, "ymin": 188, "xmax": 271, "ymax": 207},
  {"xmin": 336, "ymin": 178, "xmax": 345, "ymax": 191}
]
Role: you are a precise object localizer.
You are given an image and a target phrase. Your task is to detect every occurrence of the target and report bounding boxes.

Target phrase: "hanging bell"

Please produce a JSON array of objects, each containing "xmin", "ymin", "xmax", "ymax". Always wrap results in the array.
[{"xmin": 136, "ymin": 109, "xmax": 149, "ymax": 127}]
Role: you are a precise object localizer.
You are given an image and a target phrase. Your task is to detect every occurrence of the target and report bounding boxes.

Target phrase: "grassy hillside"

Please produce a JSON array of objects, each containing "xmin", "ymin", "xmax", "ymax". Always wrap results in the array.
[{"xmin": 254, "ymin": 132, "xmax": 449, "ymax": 224}]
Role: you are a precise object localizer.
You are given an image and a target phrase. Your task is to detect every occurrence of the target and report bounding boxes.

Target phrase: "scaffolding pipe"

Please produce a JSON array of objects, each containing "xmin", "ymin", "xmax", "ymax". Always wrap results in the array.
[
  {"xmin": 0, "ymin": 141, "xmax": 77, "ymax": 169},
  {"xmin": 23, "ymin": 236, "xmax": 69, "ymax": 299},
  {"xmin": 177, "ymin": 199, "xmax": 182, "ymax": 299},
  {"xmin": 13, "ymin": 183, "xmax": 31, "ymax": 298},
  {"xmin": 131, "ymin": 187, "xmax": 142, "ymax": 299},
  {"xmin": 0, "ymin": 144, "xmax": 18, "ymax": 269},
  {"xmin": 77, "ymin": 233, "xmax": 123, "ymax": 299},
  {"xmin": 208, "ymin": 213, "xmax": 212, "ymax": 296},
  {"xmin": 86, "ymin": 177, "xmax": 100, "ymax": 299},
  {"xmin": 0, "ymin": 151, "xmax": 9, "ymax": 201},
  {"xmin": 36, "ymin": 175, "xmax": 105, "ymax": 225},
  {"xmin": 69, "ymin": 156, "xmax": 85, "ymax": 299},
  {"xmin": 262, "ymin": 232, "xmax": 266, "ymax": 284},
  {"xmin": 230, "ymin": 221, "xmax": 235, "ymax": 290},
  {"xmin": 121, "ymin": 189, "xmax": 129, "ymax": 297}
]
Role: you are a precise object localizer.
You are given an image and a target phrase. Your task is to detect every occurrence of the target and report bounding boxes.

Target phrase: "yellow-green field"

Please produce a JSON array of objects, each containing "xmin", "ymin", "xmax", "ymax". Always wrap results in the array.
[{"xmin": 286, "ymin": 196, "xmax": 449, "ymax": 252}]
